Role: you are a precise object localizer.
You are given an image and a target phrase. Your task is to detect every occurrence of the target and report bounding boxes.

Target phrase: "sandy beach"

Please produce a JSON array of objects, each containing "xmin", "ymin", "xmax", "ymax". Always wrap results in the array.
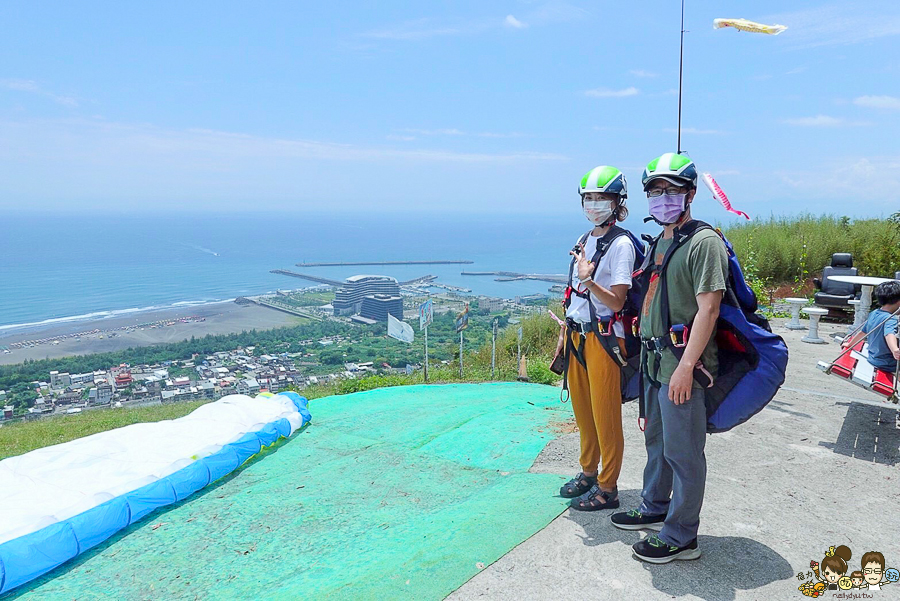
[{"xmin": 0, "ymin": 302, "xmax": 305, "ymax": 365}]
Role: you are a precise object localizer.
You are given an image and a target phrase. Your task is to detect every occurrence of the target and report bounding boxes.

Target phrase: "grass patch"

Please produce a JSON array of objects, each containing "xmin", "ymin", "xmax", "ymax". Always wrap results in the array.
[
  {"xmin": 0, "ymin": 400, "xmax": 211, "ymax": 460},
  {"xmin": 723, "ymin": 213, "xmax": 900, "ymax": 285}
]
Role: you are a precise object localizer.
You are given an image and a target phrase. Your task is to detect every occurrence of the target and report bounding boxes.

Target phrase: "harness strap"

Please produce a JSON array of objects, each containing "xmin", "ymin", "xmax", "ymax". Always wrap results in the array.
[
  {"xmin": 564, "ymin": 226, "xmax": 630, "ymax": 333},
  {"xmin": 648, "ymin": 220, "xmax": 718, "ymax": 385}
]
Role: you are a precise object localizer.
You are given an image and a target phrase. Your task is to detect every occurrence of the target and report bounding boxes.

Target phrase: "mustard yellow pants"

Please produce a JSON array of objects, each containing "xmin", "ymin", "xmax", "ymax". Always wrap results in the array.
[{"xmin": 566, "ymin": 330, "xmax": 624, "ymax": 489}]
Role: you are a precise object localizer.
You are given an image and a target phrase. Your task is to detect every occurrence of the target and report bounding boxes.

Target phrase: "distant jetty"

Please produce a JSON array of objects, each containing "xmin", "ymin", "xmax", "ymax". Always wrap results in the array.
[
  {"xmin": 296, "ymin": 260, "xmax": 473, "ymax": 267},
  {"xmin": 271, "ymin": 270, "xmax": 437, "ymax": 287},
  {"xmin": 270, "ymin": 270, "xmax": 345, "ymax": 286},
  {"xmin": 461, "ymin": 271, "xmax": 568, "ymax": 285}
]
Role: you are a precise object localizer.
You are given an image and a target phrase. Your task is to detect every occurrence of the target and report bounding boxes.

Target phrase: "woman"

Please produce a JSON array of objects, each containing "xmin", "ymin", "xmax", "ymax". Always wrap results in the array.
[{"xmin": 554, "ymin": 165, "xmax": 634, "ymax": 510}]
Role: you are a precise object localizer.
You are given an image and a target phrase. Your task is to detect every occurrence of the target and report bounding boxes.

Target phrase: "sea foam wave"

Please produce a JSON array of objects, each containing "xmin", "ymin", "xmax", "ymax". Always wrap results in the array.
[{"xmin": 0, "ymin": 299, "xmax": 233, "ymax": 334}]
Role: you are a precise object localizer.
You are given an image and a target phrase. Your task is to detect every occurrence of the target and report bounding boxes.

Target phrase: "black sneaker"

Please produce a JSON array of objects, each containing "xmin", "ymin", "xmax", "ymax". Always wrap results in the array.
[
  {"xmin": 609, "ymin": 509, "xmax": 666, "ymax": 531},
  {"xmin": 632, "ymin": 535, "xmax": 701, "ymax": 564}
]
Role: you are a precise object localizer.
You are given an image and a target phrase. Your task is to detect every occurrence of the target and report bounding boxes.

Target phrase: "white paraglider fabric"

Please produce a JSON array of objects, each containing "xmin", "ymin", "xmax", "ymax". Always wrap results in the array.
[{"xmin": 0, "ymin": 392, "xmax": 309, "ymax": 594}]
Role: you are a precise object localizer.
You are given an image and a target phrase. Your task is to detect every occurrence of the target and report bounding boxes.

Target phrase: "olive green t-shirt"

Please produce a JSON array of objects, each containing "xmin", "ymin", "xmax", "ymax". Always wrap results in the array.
[{"xmin": 640, "ymin": 228, "xmax": 729, "ymax": 386}]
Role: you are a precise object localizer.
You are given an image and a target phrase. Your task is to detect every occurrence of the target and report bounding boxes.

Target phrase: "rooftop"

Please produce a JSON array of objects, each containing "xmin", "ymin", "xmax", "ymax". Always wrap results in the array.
[{"xmin": 345, "ymin": 275, "xmax": 398, "ymax": 284}]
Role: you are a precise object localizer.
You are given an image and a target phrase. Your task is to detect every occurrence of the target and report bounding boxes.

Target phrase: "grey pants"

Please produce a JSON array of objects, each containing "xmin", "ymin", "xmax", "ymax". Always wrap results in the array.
[{"xmin": 638, "ymin": 380, "xmax": 707, "ymax": 548}]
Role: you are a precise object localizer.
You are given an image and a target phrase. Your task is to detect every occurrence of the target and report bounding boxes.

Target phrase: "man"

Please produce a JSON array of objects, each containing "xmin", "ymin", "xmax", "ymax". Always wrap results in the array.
[
  {"xmin": 609, "ymin": 152, "xmax": 729, "ymax": 564},
  {"xmin": 861, "ymin": 551, "xmax": 886, "ymax": 591}
]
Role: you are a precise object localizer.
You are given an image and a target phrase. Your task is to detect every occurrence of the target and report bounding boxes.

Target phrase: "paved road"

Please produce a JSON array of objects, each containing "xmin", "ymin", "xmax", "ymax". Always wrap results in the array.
[{"xmin": 450, "ymin": 318, "xmax": 900, "ymax": 601}]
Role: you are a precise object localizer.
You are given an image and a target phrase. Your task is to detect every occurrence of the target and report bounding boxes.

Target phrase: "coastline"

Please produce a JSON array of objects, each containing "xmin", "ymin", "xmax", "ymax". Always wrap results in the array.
[{"xmin": 0, "ymin": 302, "xmax": 305, "ymax": 366}]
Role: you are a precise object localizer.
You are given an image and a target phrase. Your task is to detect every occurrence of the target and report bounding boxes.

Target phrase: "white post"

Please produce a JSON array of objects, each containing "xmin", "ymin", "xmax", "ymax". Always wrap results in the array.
[
  {"xmin": 424, "ymin": 325, "xmax": 429, "ymax": 383},
  {"xmin": 459, "ymin": 330, "xmax": 464, "ymax": 378},
  {"xmin": 802, "ymin": 307, "xmax": 828, "ymax": 344},
  {"xmin": 785, "ymin": 298, "xmax": 807, "ymax": 330},
  {"xmin": 491, "ymin": 319, "xmax": 497, "ymax": 380},
  {"xmin": 858, "ymin": 285, "xmax": 874, "ymax": 324}
]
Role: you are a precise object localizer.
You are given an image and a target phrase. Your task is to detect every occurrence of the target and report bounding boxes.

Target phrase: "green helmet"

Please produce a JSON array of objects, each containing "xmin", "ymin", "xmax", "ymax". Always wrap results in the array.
[
  {"xmin": 641, "ymin": 152, "xmax": 698, "ymax": 190},
  {"xmin": 578, "ymin": 165, "xmax": 627, "ymax": 200}
]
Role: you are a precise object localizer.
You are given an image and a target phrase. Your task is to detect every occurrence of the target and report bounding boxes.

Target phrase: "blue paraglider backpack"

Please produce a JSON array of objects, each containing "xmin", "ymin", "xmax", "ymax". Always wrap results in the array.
[
  {"xmin": 562, "ymin": 225, "xmax": 646, "ymax": 402},
  {"xmin": 633, "ymin": 220, "xmax": 789, "ymax": 433}
]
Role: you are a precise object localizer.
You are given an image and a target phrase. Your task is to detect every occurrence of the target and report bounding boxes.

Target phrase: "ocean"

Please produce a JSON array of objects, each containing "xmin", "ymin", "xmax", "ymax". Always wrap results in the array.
[{"xmin": 0, "ymin": 211, "xmax": 659, "ymax": 331}]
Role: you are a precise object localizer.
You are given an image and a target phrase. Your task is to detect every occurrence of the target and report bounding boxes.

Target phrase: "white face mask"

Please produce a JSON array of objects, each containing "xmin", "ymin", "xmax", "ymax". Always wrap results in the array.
[{"xmin": 583, "ymin": 200, "xmax": 614, "ymax": 225}]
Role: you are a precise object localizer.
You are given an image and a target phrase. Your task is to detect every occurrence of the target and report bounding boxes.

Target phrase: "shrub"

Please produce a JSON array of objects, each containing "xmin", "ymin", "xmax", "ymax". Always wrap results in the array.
[{"xmin": 724, "ymin": 214, "xmax": 900, "ymax": 284}]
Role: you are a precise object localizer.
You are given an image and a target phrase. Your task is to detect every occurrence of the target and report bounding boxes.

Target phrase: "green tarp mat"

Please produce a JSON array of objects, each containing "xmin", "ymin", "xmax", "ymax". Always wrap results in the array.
[{"xmin": 8, "ymin": 383, "xmax": 571, "ymax": 600}]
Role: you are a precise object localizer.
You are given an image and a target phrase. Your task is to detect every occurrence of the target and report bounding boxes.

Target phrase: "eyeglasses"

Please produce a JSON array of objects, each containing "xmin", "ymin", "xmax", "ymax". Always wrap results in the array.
[
  {"xmin": 647, "ymin": 186, "xmax": 688, "ymax": 198},
  {"xmin": 864, "ymin": 568, "xmax": 883, "ymax": 575}
]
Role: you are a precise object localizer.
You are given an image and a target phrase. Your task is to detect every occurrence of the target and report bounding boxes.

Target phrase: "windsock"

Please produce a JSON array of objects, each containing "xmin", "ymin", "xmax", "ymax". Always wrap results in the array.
[
  {"xmin": 701, "ymin": 173, "xmax": 750, "ymax": 220},
  {"xmin": 713, "ymin": 18, "xmax": 787, "ymax": 35}
]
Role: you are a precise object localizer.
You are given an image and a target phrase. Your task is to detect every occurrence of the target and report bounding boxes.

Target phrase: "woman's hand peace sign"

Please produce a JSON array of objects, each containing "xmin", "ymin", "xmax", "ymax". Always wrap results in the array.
[{"xmin": 570, "ymin": 244, "xmax": 594, "ymax": 283}]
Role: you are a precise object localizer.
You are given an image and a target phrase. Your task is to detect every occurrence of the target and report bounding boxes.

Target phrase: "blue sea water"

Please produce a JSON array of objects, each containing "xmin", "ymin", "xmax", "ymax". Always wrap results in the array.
[{"xmin": 0, "ymin": 211, "xmax": 658, "ymax": 330}]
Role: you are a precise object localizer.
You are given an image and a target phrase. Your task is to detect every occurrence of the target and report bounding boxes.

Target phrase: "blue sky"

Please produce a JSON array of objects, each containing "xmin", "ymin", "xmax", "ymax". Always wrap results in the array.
[{"xmin": 1, "ymin": 0, "xmax": 898, "ymax": 219}]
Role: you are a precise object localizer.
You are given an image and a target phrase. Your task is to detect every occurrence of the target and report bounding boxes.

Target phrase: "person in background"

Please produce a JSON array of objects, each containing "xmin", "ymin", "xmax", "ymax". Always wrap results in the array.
[{"xmin": 844, "ymin": 280, "xmax": 900, "ymax": 373}]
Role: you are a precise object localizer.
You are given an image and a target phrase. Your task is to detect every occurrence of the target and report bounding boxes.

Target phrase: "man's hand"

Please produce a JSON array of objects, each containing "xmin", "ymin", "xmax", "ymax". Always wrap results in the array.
[
  {"xmin": 893, "ymin": 347, "xmax": 900, "ymax": 361},
  {"xmin": 667, "ymin": 290, "xmax": 722, "ymax": 405},
  {"xmin": 668, "ymin": 362, "xmax": 694, "ymax": 404}
]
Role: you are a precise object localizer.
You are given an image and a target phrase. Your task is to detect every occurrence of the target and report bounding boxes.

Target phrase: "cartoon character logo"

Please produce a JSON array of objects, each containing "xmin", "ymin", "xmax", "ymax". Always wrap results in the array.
[
  {"xmin": 800, "ymin": 546, "xmax": 896, "ymax": 595},
  {"xmin": 818, "ymin": 545, "xmax": 852, "ymax": 590},
  {"xmin": 861, "ymin": 551, "xmax": 889, "ymax": 590}
]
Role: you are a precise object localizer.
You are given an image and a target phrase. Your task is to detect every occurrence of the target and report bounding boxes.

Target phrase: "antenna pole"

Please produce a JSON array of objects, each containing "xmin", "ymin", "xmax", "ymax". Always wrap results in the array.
[{"xmin": 677, "ymin": 0, "xmax": 685, "ymax": 153}]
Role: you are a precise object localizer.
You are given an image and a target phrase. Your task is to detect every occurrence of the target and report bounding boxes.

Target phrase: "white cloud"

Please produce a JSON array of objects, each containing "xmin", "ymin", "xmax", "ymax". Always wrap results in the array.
[
  {"xmin": 363, "ymin": 4, "xmax": 584, "ymax": 42},
  {"xmin": 781, "ymin": 115, "xmax": 870, "ymax": 127},
  {"xmin": 0, "ymin": 118, "xmax": 566, "ymax": 164},
  {"xmin": 403, "ymin": 128, "xmax": 465, "ymax": 136},
  {"xmin": 1, "ymin": 79, "xmax": 39, "ymax": 92},
  {"xmin": 854, "ymin": 95, "xmax": 900, "ymax": 111},
  {"xmin": 0, "ymin": 118, "xmax": 569, "ymax": 211},
  {"xmin": 0, "ymin": 78, "xmax": 78, "ymax": 106},
  {"xmin": 386, "ymin": 134, "xmax": 416, "ymax": 142},
  {"xmin": 400, "ymin": 128, "xmax": 523, "ymax": 138},
  {"xmin": 778, "ymin": 155, "xmax": 900, "ymax": 209},
  {"xmin": 766, "ymin": 4, "xmax": 900, "ymax": 49},
  {"xmin": 584, "ymin": 87, "xmax": 639, "ymax": 98},
  {"xmin": 629, "ymin": 70, "xmax": 657, "ymax": 78},
  {"xmin": 504, "ymin": 15, "xmax": 527, "ymax": 29}
]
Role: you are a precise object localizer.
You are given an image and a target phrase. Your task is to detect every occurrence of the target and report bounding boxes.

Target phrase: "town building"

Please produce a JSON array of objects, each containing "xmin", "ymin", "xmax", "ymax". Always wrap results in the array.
[
  {"xmin": 480, "ymin": 297, "xmax": 506, "ymax": 312},
  {"xmin": 332, "ymin": 275, "xmax": 400, "ymax": 315},
  {"xmin": 114, "ymin": 372, "xmax": 133, "ymax": 389},
  {"xmin": 360, "ymin": 294, "xmax": 404, "ymax": 322},
  {"xmin": 49, "ymin": 371, "xmax": 72, "ymax": 389},
  {"xmin": 70, "ymin": 372, "xmax": 93, "ymax": 385},
  {"xmin": 237, "ymin": 378, "xmax": 260, "ymax": 396},
  {"xmin": 96, "ymin": 384, "xmax": 114, "ymax": 405}
]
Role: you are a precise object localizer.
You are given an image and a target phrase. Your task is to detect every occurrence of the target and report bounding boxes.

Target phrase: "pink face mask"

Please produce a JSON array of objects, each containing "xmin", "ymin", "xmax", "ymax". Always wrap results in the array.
[{"xmin": 648, "ymin": 193, "xmax": 686, "ymax": 224}]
